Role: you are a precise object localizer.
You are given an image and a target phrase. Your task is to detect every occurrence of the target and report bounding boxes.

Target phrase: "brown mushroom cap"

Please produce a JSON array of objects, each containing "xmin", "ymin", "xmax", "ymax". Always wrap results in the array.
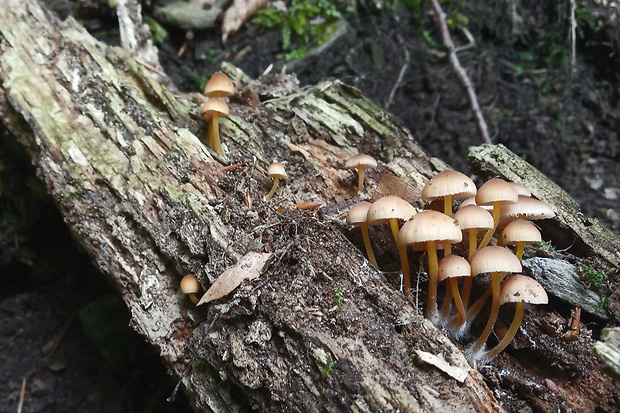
[
  {"xmin": 475, "ymin": 178, "xmax": 519, "ymax": 206},
  {"xmin": 399, "ymin": 210, "xmax": 462, "ymax": 248},
  {"xmin": 367, "ymin": 195, "xmax": 416, "ymax": 225},
  {"xmin": 344, "ymin": 153, "xmax": 377, "ymax": 170},
  {"xmin": 500, "ymin": 274, "xmax": 548, "ymax": 305},
  {"xmin": 500, "ymin": 195, "xmax": 555, "ymax": 221},
  {"xmin": 500, "ymin": 219, "xmax": 542, "ymax": 245},
  {"xmin": 268, "ymin": 162, "xmax": 287, "ymax": 179},
  {"xmin": 470, "ymin": 246, "xmax": 522, "ymax": 275},
  {"xmin": 180, "ymin": 274, "xmax": 200, "ymax": 294},
  {"xmin": 202, "ymin": 97, "xmax": 230, "ymax": 118},
  {"xmin": 454, "ymin": 205, "xmax": 494, "ymax": 230},
  {"xmin": 346, "ymin": 201, "xmax": 372, "ymax": 226},
  {"xmin": 422, "ymin": 170, "xmax": 476, "ymax": 200},
  {"xmin": 438, "ymin": 254, "xmax": 471, "ymax": 282},
  {"xmin": 204, "ymin": 72, "xmax": 235, "ymax": 97}
]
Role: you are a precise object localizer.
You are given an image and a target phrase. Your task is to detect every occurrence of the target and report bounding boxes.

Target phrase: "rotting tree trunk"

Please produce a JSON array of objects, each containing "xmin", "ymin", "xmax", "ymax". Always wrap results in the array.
[{"xmin": 0, "ymin": 0, "xmax": 618, "ymax": 412}]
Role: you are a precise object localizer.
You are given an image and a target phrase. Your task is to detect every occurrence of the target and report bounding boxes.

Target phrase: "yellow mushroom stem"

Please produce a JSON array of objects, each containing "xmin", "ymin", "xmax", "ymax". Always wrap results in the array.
[
  {"xmin": 388, "ymin": 218, "xmax": 411, "ymax": 296},
  {"xmin": 427, "ymin": 240, "xmax": 439, "ymax": 312},
  {"xmin": 449, "ymin": 278, "xmax": 466, "ymax": 325},
  {"xmin": 443, "ymin": 195, "xmax": 453, "ymax": 217},
  {"xmin": 357, "ymin": 166, "xmax": 366, "ymax": 193},
  {"xmin": 485, "ymin": 300, "xmax": 525, "ymax": 359},
  {"xmin": 208, "ymin": 111, "xmax": 224, "ymax": 156},
  {"xmin": 460, "ymin": 228, "xmax": 479, "ymax": 312},
  {"xmin": 360, "ymin": 222, "xmax": 378, "ymax": 269},
  {"xmin": 471, "ymin": 271, "xmax": 502, "ymax": 354},
  {"xmin": 478, "ymin": 201, "xmax": 501, "ymax": 250},
  {"xmin": 514, "ymin": 241, "xmax": 525, "ymax": 261},
  {"xmin": 465, "ymin": 271, "xmax": 509, "ymax": 323},
  {"xmin": 265, "ymin": 176, "xmax": 281, "ymax": 200},
  {"xmin": 188, "ymin": 293, "xmax": 199, "ymax": 304}
]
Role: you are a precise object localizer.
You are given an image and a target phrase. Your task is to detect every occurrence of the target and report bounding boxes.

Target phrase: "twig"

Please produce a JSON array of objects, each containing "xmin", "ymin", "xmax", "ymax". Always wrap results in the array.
[
  {"xmin": 429, "ymin": 0, "xmax": 492, "ymax": 144},
  {"xmin": 386, "ymin": 34, "xmax": 410, "ymax": 110},
  {"xmin": 17, "ymin": 375, "xmax": 27, "ymax": 413},
  {"xmin": 569, "ymin": 0, "xmax": 577, "ymax": 75}
]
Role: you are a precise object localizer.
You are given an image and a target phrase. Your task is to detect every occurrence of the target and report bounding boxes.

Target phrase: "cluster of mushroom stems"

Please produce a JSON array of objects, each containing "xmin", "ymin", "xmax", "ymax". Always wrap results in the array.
[{"xmin": 346, "ymin": 170, "xmax": 554, "ymax": 361}]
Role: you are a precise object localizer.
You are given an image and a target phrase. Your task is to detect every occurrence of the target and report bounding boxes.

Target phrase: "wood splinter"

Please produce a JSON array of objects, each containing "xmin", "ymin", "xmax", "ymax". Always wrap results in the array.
[{"xmin": 563, "ymin": 306, "xmax": 582, "ymax": 341}]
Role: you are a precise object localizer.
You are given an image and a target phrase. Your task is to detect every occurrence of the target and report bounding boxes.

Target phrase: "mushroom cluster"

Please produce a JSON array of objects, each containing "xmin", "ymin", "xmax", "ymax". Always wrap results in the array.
[
  {"xmin": 202, "ymin": 72, "xmax": 235, "ymax": 156},
  {"xmin": 345, "ymin": 173, "xmax": 555, "ymax": 361}
]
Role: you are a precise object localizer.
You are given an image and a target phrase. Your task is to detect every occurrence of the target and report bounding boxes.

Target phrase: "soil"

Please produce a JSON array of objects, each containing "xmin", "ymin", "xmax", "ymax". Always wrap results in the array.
[{"xmin": 1, "ymin": 0, "xmax": 619, "ymax": 412}]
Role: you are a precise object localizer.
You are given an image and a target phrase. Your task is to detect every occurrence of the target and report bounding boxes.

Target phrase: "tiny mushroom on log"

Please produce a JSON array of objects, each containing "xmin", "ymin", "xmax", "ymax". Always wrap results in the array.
[
  {"xmin": 345, "ymin": 153, "xmax": 377, "ymax": 194},
  {"xmin": 201, "ymin": 97, "xmax": 230, "ymax": 156},
  {"xmin": 498, "ymin": 195, "xmax": 556, "ymax": 230},
  {"xmin": 469, "ymin": 246, "xmax": 522, "ymax": 355},
  {"xmin": 399, "ymin": 210, "xmax": 462, "ymax": 313},
  {"xmin": 367, "ymin": 195, "xmax": 417, "ymax": 294},
  {"xmin": 453, "ymin": 205, "xmax": 494, "ymax": 312},
  {"xmin": 422, "ymin": 170, "xmax": 476, "ymax": 217},
  {"xmin": 500, "ymin": 218, "xmax": 542, "ymax": 260},
  {"xmin": 475, "ymin": 178, "xmax": 519, "ymax": 250},
  {"xmin": 485, "ymin": 274, "xmax": 548, "ymax": 360},
  {"xmin": 346, "ymin": 201, "xmax": 379, "ymax": 269},
  {"xmin": 180, "ymin": 274, "xmax": 201, "ymax": 304},
  {"xmin": 438, "ymin": 254, "xmax": 471, "ymax": 326},
  {"xmin": 265, "ymin": 162, "xmax": 286, "ymax": 200}
]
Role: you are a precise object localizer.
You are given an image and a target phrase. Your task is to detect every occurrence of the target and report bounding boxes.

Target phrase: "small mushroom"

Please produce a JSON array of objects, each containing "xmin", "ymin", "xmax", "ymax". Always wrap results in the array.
[
  {"xmin": 475, "ymin": 178, "xmax": 519, "ymax": 250},
  {"xmin": 345, "ymin": 154, "xmax": 377, "ymax": 194},
  {"xmin": 346, "ymin": 201, "xmax": 379, "ymax": 269},
  {"xmin": 399, "ymin": 210, "xmax": 462, "ymax": 312},
  {"xmin": 453, "ymin": 205, "xmax": 494, "ymax": 312},
  {"xmin": 367, "ymin": 195, "xmax": 417, "ymax": 294},
  {"xmin": 265, "ymin": 162, "xmax": 286, "ymax": 200},
  {"xmin": 202, "ymin": 97, "xmax": 229, "ymax": 156},
  {"xmin": 438, "ymin": 254, "xmax": 471, "ymax": 326},
  {"xmin": 485, "ymin": 274, "xmax": 548, "ymax": 359},
  {"xmin": 204, "ymin": 72, "xmax": 235, "ymax": 99},
  {"xmin": 422, "ymin": 170, "xmax": 476, "ymax": 217},
  {"xmin": 500, "ymin": 218, "xmax": 541, "ymax": 260},
  {"xmin": 469, "ymin": 246, "xmax": 522, "ymax": 354},
  {"xmin": 180, "ymin": 274, "xmax": 201, "ymax": 304}
]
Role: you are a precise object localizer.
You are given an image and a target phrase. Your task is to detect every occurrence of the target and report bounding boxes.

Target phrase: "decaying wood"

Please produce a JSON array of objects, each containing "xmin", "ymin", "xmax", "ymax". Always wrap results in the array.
[
  {"xmin": 1, "ymin": 0, "xmax": 618, "ymax": 412},
  {"xmin": 0, "ymin": 1, "xmax": 499, "ymax": 411}
]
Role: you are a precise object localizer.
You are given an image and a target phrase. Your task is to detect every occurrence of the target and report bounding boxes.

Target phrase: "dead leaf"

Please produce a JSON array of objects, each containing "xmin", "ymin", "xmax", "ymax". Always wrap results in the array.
[
  {"xmin": 221, "ymin": 0, "xmax": 268, "ymax": 44},
  {"xmin": 414, "ymin": 350, "xmax": 470, "ymax": 383},
  {"xmin": 197, "ymin": 251, "xmax": 273, "ymax": 305}
]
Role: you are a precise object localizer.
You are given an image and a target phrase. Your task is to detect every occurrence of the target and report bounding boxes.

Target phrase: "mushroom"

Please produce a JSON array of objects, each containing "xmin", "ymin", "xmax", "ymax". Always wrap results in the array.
[
  {"xmin": 202, "ymin": 97, "xmax": 230, "ymax": 156},
  {"xmin": 204, "ymin": 72, "xmax": 235, "ymax": 99},
  {"xmin": 180, "ymin": 274, "xmax": 201, "ymax": 304},
  {"xmin": 399, "ymin": 210, "xmax": 462, "ymax": 312},
  {"xmin": 469, "ymin": 246, "xmax": 522, "ymax": 355},
  {"xmin": 475, "ymin": 178, "xmax": 518, "ymax": 250},
  {"xmin": 265, "ymin": 162, "xmax": 286, "ymax": 200},
  {"xmin": 422, "ymin": 170, "xmax": 476, "ymax": 217},
  {"xmin": 506, "ymin": 182, "xmax": 532, "ymax": 197},
  {"xmin": 346, "ymin": 201, "xmax": 379, "ymax": 269},
  {"xmin": 367, "ymin": 195, "xmax": 417, "ymax": 294},
  {"xmin": 345, "ymin": 154, "xmax": 377, "ymax": 194},
  {"xmin": 485, "ymin": 274, "xmax": 548, "ymax": 360},
  {"xmin": 453, "ymin": 205, "xmax": 494, "ymax": 311},
  {"xmin": 498, "ymin": 195, "xmax": 556, "ymax": 230},
  {"xmin": 438, "ymin": 254, "xmax": 471, "ymax": 326},
  {"xmin": 500, "ymin": 218, "xmax": 541, "ymax": 260}
]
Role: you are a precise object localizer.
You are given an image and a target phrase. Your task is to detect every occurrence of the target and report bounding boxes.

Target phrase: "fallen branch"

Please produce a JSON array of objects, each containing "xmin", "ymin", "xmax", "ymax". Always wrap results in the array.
[{"xmin": 429, "ymin": 0, "xmax": 492, "ymax": 144}]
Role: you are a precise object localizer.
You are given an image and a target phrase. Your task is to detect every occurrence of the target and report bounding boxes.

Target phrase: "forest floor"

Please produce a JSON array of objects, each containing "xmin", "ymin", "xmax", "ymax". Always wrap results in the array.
[{"xmin": 1, "ymin": 0, "xmax": 619, "ymax": 412}]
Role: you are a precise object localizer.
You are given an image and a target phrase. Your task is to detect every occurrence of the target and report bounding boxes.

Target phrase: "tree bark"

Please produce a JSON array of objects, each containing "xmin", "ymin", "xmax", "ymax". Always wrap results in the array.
[{"xmin": 1, "ymin": 0, "xmax": 618, "ymax": 412}]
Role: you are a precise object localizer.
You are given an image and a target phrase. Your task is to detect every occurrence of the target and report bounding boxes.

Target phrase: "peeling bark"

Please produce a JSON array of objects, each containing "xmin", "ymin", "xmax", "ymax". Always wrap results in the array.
[{"xmin": 1, "ymin": 0, "xmax": 618, "ymax": 412}]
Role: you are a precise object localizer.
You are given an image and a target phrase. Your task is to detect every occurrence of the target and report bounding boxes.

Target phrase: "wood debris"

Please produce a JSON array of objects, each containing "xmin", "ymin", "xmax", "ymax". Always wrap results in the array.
[{"xmin": 414, "ymin": 350, "xmax": 470, "ymax": 383}]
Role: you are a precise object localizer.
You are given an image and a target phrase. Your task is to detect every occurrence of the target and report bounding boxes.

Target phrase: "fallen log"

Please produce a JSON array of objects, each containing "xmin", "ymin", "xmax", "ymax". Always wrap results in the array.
[{"xmin": 1, "ymin": 0, "xmax": 618, "ymax": 411}]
